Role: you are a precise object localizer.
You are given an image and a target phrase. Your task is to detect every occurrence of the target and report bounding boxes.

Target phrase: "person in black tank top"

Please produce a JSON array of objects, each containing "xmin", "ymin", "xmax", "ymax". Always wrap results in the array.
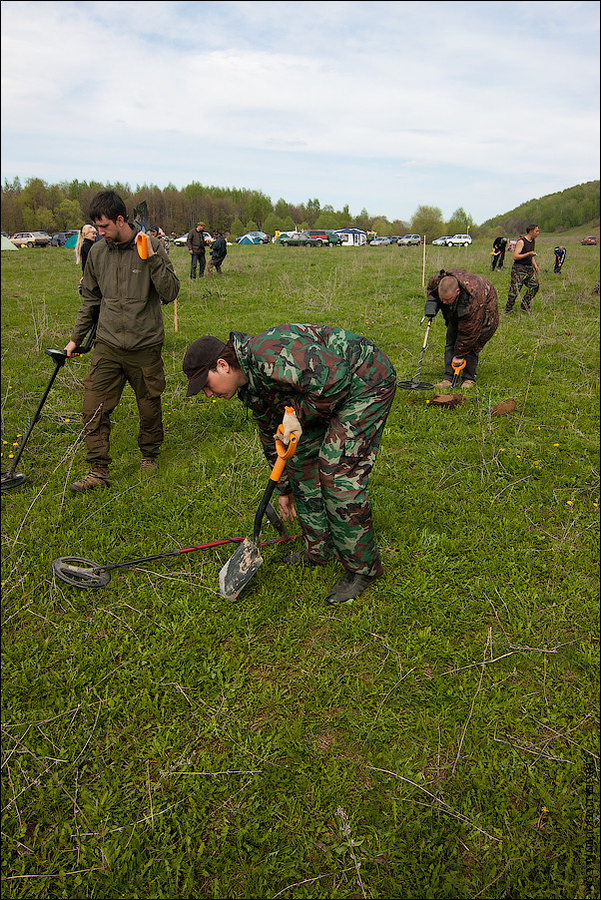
[{"xmin": 505, "ymin": 224, "xmax": 540, "ymax": 313}]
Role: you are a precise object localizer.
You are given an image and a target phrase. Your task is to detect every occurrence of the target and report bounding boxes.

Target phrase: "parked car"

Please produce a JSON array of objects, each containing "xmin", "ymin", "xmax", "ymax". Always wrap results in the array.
[
  {"xmin": 397, "ymin": 233, "xmax": 422, "ymax": 246},
  {"xmin": 432, "ymin": 235, "xmax": 453, "ymax": 246},
  {"xmin": 278, "ymin": 232, "xmax": 322, "ymax": 247},
  {"xmin": 10, "ymin": 230, "xmax": 51, "ymax": 248},
  {"xmin": 369, "ymin": 236, "xmax": 393, "ymax": 245},
  {"xmin": 51, "ymin": 230, "xmax": 79, "ymax": 247},
  {"xmin": 304, "ymin": 229, "xmax": 341, "ymax": 246},
  {"xmin": 236, "ymin": 231, "xmax": 270, "ymax": 244},
  {"xmin": 445, "ymin": 233, "xmax": 473, "ymax": 246},
  {"xmin": 581, "ymin": 235, "xmax": 598, "ymax": 245},
  {"xmin": 173, "ymin": 231, "xmax": 212, "ymax": 246}
]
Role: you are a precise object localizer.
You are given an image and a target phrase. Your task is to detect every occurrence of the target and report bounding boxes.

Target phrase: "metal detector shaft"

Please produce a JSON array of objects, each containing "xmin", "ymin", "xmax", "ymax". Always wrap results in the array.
[
  {"xmin": 414, "ymin": 318, "xmax": 432, "ymax": 382},
  {"xmin": 3, "ymin": 350, "xmax": 67, "ymax": 477}
]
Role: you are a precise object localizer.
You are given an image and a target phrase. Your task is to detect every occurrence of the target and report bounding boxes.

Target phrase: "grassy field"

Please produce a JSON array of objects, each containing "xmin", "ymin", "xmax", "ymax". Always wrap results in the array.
[{"xmin": 1, "ymin": 235, "xmax": 599, "ymax": 899}]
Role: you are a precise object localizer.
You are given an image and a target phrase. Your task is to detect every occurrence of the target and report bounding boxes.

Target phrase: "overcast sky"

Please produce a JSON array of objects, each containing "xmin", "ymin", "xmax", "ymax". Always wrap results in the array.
[{"xmin": 1, "ymin": 0, "xmax": 599, "ymax": 225}]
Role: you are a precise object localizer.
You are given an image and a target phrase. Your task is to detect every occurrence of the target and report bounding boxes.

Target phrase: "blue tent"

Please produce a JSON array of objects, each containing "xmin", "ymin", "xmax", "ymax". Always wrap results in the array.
[
  {"xmin": 237, "ymin": 235, "xmax": 262, "ymax": 244},
  {"xmin": 65, "ymin": 233, "xmax": 78, "ymax": 249}
]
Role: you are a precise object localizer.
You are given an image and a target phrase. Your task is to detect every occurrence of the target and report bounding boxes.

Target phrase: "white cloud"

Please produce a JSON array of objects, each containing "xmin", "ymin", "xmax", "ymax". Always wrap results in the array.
[{"xmin": 1, "ymin": 0, "xmax": 599, "ymax": 223}]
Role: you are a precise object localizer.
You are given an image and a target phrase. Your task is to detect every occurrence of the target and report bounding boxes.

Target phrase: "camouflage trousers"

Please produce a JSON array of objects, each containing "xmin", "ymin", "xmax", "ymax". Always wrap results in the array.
[
  {"xmin": 81, "ymin": 348, "xmax": 166, "ymax": 473},
  {"xmin": 285, "ymin": 372, "xmax": 397, "ymax": 577},
  {"xmin": 506, "ymin": 265, "xmax": 539, "ymax": 311}
]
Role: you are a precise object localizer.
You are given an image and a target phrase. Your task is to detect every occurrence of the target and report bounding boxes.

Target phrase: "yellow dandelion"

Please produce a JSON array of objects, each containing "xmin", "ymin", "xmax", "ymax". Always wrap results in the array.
[
  {"xmin": 553, "ymin": 443, "xmax": 559, "ymax": 447},
  {"xmin": 567, "ymin": 500, "xmax": 573, "ymax": 505},
  {"xmin": 9, "ymin": 453, "xmax": 14, "ymax": 459},
  {"xmin": 542, "ymin": 806, "xmax": 548, "ymax": 813},
  {"xmin": 64, "ymin": 418, "xmax": 70, "ymax": 423}
]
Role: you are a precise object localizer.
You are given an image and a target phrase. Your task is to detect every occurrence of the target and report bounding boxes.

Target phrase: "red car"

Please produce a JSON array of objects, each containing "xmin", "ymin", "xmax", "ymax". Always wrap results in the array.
[{"xmin": 581, "ymin": 235, "xmax": 598, "ymax": 245}]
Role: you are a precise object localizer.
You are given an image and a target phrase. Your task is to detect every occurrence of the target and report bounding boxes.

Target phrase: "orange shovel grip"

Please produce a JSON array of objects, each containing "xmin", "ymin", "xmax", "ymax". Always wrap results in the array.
[{"xmin": 136, "ymin": 233, "xmax": 149, "ymax": 259}]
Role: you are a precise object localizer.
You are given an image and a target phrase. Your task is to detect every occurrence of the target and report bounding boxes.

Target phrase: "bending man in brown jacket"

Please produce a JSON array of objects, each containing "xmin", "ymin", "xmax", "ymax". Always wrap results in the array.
[
  {"xmin": 424, "ymin": 268, "xmax": 499, "ymax": 389},
  {"xmin": 65, "ymin": 190, "xmax": 180, "ymax": 492}
]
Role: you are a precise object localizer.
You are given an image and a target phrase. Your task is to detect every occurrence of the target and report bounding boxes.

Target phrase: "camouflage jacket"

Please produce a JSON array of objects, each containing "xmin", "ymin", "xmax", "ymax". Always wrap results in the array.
[
  {"xmin": 231, "ymin": 324, "xmax": 396, "ymax": 491},
  {"xmin": 426, "ymin": 269, "xmax": 499, "ymax": 357}
]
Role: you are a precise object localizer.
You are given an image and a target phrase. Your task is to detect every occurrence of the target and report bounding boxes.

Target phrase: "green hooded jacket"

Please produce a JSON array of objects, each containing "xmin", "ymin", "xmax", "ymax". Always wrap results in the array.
[{"xmin": 71, "ymin": 226, "xmax": 180, "ymax": 353}]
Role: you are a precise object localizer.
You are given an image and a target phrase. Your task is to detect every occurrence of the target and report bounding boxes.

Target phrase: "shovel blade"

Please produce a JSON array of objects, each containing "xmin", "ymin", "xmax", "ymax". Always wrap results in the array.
[{"xmin": 219, "ymin": 538, "xmax": 264, "ymax": 600}]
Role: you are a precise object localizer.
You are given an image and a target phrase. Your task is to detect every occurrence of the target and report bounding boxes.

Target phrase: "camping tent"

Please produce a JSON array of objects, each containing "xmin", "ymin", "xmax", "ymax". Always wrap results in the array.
[
  {"xmin": 1, "ymin": 235, "xmax": 18, "ymax": 251},
  {"xmin": 237, "ymin": 235, "xmax": 262, "ymax": 244},
  {"xmin": 65, "ymin": 233, "xmax": 79, "ymax": 249}
]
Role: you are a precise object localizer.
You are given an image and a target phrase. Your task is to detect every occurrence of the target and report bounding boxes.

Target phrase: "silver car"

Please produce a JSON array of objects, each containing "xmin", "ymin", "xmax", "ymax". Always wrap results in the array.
[
  {"xmin": 397, "ymin": 233, "xmax": 422, "ymax": 246},
  {"xmin": 10, "ymin": 231, "xmax": 51, "ymax": 248}
]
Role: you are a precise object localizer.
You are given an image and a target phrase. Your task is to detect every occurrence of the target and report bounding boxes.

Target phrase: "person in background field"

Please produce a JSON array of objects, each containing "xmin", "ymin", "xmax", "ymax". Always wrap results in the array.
[
  {"xmin": 182, "ymin": 323, "xmax": 397, "ymax": 605},
  {"xmin": 505, "ymin": 224, "xmax": 540, "ymax": 313},
  {"xmin": 75, "ymin": 224, "xmax": 98, "ymax": 290},
  {"xmin": 491, "ymin": 235, "xmax": 507, "ymax": 271},
  {"xmin": 207, "ymin": 230, "xmax": 227, "ymax": 276},
  {"xmin": 553, "ymin": 245, "xmax": 566, "ymax": 275},
  {"xmin": 150, "ymin": 224, "xmax": 170, "ymax": 255},
  {"xmin": 187, "ymin": 221, "xmax": 210, "ymax": 279},
  {"xmin": 64, "ymin": 190, "xmax": 180, "ymax": 493},
  {"xmin": 425, "ymin": 268, "xmax": 499, "ymax": 389}
]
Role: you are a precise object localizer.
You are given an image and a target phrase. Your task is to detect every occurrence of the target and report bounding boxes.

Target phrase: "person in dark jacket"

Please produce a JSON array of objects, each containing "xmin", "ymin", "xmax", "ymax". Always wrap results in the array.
[
  {"xmin": 491, "ymin": 236, "xmax": 507, "ymax": 271},
  {"xmin": 207, "ymin": 231, "xmax": 227, "ymax": 276},
  {"xmin": 186, "ymin": 221, "xmax": 209, "ymax": 279},
  {"xmin": 425, "ymin": 268, "xmax": 499, "ymax": 389},
  {"xmin": 183, "ymin": 324, "xmax": 397, "ymax": 604},
  {"xmin": 64, "ymin": 190, "xmax": 180, "ymax": 492}
]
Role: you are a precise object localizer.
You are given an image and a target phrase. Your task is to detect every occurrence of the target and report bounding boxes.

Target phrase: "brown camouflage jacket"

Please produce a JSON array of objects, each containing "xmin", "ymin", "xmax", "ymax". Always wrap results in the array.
[{"xmin": 426, "ymin": 268, "xmax": 499, "ymax": 357}]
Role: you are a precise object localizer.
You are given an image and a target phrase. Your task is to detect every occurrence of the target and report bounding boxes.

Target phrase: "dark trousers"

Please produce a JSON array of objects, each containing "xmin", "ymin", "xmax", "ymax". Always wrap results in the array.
[
  {"xmin": 190, "ymin": 252, "xmax": 206, "ymax": 279},
  {"xmin": 81, "ymin": 349, "xmax": 166, "ymax": 472},
  {"xmin": 443, "ymin": 322, "xmax": 479, "ymax": 382}
]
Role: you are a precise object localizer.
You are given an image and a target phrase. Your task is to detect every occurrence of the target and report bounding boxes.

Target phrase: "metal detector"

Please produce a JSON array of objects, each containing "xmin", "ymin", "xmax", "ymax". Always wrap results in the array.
[
  {"xmin": 1, "ymin": 327, "xmax": 96, "ymax": 492},
  {"xmin": 397, "ymin": 318, "xmax": 435, "ymax": 391},
  {"xmin": 52, "ymin": 506, "xmax": 297, "ymax": 589}
]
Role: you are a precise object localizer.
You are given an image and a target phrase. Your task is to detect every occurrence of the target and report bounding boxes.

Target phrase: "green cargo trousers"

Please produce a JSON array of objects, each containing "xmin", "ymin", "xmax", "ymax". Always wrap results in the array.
[
  {"xmin": 284, "ymin": 372, "xmax": 397, "ymax": 578},
  {"xmin": 81, "ymin": 348, "xmax": 166, "ymax": 473}
]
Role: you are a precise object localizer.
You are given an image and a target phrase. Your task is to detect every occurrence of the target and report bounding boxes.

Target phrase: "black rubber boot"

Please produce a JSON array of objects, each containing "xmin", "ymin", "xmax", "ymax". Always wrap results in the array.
[
  {"xmin": 325, "ymin": 571, "xmax": 379, "ymax": 605},
  {"xmin": 281, "ymin": 550, "xmax": 328, "ymax": 568}
]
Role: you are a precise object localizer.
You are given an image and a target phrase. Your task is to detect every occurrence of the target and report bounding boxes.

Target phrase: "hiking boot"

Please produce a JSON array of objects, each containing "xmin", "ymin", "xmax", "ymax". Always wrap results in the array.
[
  {"xmin": 281, "ymin": 550, "xmax": 327, "ymax": 567},
  {"xmin": 140, "ymin": 458, "xmax": 157, "ymax": 473},
  {"xmin": 434, "ymin": 379, "xmax": 453, "ymax": 389},
  {"xmin": 69, "ymin": 471, "xmax": 110, "ymax": 493},
  {"xmin": 325, "ymin": 571, "xmax": 380, "ymax": 605},
  {"xmin": 462, "ymin": 380, "xmax": 476, "ymax": 388}
]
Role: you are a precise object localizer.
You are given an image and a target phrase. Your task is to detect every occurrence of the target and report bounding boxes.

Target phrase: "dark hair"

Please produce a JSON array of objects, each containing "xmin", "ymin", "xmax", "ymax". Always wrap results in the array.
[
  {"xmin": 218, "ymin": 339, "xmax": 242, "ymax": 371},
  {"xmin": 526, "ymin": 223, "xmax": 538, "ymax": 233},
  {"xmin": 89, "ymin": 190, "xmax": 128, "ymax": 224}
]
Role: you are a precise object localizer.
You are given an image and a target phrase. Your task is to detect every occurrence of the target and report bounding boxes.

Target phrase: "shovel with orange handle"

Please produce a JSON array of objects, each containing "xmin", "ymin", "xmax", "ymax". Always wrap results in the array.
[{"xmin": 219, "ymin": 422, "xmax": 299, "ymax": 600}]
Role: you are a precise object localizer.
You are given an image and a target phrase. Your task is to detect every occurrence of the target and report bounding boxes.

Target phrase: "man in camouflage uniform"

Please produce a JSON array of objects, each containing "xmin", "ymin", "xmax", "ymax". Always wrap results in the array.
[
  {"xmin": 183, "ymin": 324, "xmax": 397, "ymax": 604},
  {"xmin": 505, "ymin": 224, "xmax": 540, "ymax": 313},
  {"xmin": 425, "ymin": 268, "xmax": 499, "ymax": 388}
]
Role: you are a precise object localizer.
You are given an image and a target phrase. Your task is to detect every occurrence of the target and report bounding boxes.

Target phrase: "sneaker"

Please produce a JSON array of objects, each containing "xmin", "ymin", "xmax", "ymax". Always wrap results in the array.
[
  {"xmin": 462, "ymin": 380, "xmax": 476, "ymax": 388},
  {"xmin": 325, "ymin": 571, "xmax": 380, "ymax": 605},
  {"xmin": 281, "ymin": 550, "xmax": 327, "ymax": 567},
  {"xmin": 69, "ymin": 471, "xmax": 110, "ymax": 493},
  {"xmin": 140, "ymin": 458, "xmax": 157, "ymax": 473},
  {"xmin": 434, "ymin": 379, "xmax": 453, "ymax": 389}
]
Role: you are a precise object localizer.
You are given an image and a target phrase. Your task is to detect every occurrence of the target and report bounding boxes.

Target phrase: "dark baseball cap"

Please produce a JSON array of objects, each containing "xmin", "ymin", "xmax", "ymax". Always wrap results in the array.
[{"xmin": 183, "ymin": 336, "xmax": 226, "ymax": 396}]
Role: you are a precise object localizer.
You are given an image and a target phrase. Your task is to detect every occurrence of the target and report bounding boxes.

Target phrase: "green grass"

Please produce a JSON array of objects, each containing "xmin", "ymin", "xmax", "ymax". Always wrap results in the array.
[{"xmin": 1, "ymin": 238, "xmax": 599, "ymax": 899}]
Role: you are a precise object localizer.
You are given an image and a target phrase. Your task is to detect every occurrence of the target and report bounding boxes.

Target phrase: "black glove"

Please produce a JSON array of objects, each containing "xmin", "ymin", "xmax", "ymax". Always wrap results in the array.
[{"xmin": 424, "ymin": 297, "xmax": 439, "ymax": 318}]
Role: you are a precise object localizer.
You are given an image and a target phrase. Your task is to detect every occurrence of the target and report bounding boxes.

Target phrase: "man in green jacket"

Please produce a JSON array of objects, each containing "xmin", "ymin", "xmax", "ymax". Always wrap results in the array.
[
  {"xmin": 183, "ymin": 324, "xmax": 397, "ymax": 604},
  {"xmin": 65, "ymin": 190, "xmax": 180, "ymax": 492}
]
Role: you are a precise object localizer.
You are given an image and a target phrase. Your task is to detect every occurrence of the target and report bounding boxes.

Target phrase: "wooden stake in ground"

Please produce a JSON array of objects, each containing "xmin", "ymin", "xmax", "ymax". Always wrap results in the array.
[
  {"xmin": 174, "ymin": 297, "xmax": 178, "ymax": 333},
  {"xmin": 422, "ymin": 235, "xmax": 426, "ymax": 287}
]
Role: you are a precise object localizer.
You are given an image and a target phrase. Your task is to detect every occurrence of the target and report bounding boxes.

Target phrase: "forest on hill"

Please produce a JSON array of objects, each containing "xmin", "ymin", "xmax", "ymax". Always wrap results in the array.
[{"xmin": 1, "ymin": 176, "xmax": 598, "ymax": 240}]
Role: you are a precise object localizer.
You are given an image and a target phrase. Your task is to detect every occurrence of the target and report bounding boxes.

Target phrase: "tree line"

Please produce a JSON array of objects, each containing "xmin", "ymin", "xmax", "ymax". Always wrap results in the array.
[{"xmin": 1, "ymin": 177, "xmax": 597, "ymax": 240}]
